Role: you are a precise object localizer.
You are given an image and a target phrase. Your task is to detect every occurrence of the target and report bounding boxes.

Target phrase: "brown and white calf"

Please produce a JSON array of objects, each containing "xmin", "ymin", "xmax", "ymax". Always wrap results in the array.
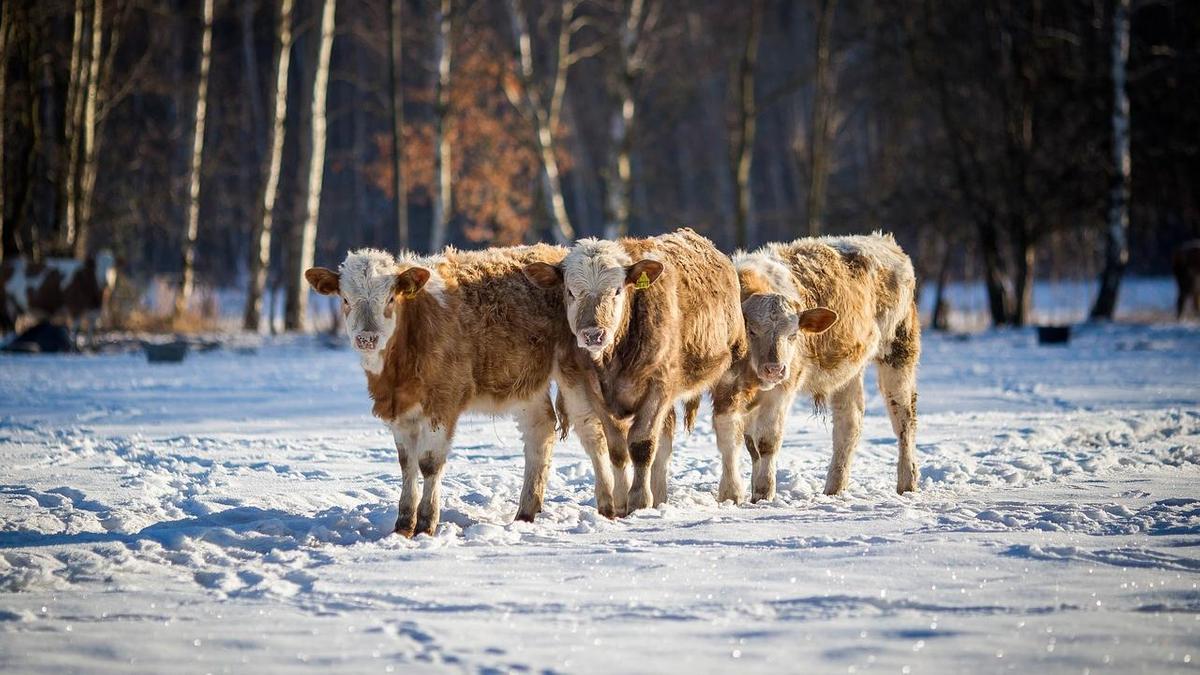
[
  {"xmin": 524, "ymin": 228, "xmax": 747, "ymax": 514},
  {"xmin": 306, "ymin": 246, "xmax": 611, "ymax": 535},
  {"xmin": 1174, "ymin": 240, "xmax": 1200, "ymax": 319},
  {"xmin": 709, "ymin": 233, "xmax": 921, "ymax": 502},
  {"xmin": 0, "ymin": 251, "xmax": 117, "ymax": 340}
]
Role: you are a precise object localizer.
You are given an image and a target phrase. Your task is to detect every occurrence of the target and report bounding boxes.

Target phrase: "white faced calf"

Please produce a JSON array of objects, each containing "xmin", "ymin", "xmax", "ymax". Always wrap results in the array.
[{"xmin": 306, "ymin": 246, "xmax": 605, "ymax": 535}]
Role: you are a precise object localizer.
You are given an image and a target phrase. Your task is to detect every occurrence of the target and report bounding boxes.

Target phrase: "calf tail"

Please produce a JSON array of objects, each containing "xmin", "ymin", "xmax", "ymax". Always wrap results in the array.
[
  {"xmin": 554, "ymin": 387, "xmax": 571, "ymax": 440},
  {"xmin": 682, "ymin": 396, "xmax": 701, "ymax": 434}
]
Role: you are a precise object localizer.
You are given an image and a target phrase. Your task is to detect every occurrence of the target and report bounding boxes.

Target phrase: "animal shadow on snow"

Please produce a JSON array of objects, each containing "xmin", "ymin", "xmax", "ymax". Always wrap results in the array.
[{"xmin": 0, "ymin": 503, "xmax": 399, "ymax": 551}]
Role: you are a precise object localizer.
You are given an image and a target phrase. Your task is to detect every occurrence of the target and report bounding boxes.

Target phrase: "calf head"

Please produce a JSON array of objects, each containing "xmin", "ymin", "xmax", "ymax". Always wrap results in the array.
[
  {"xmin": 741, "ymin": 293, "xmax": 838, "ymax": 389},
  {"xmin": 306, "ymin": 249, "xmax": 433, "ymax": 372},
  {"xmin": 522, "ymin": 238, "xmax": 662, "ymax": 358}
]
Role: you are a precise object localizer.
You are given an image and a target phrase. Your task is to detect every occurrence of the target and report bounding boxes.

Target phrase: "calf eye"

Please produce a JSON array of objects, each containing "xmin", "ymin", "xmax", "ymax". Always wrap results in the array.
[
  {"xmin": 614, "ymin": 287, "xmax": 622, "ymax": 296},
  {"xmin": 387, "ymin": 296, "xmax": 395, "ymax": 305},
  {"xmin": 342, "ymin": 297, "xmax": 349, "ymax": 307},
  {"xmin": 567, "ymin": 289, "xmax": 575, "ymax": 300}
]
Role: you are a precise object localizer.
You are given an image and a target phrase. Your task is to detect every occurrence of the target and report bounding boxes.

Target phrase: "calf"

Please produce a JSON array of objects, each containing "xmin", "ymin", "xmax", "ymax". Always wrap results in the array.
[
  {"xmin": 710, "ymin": 233, "xmax": 920, "ymax": 502},
  {"xmin": 523, "ymin": 228, "xmax": 747, "ymax": 514},
  {"xmin": 1174, "ymin": 240, "xmax": 1200, "ymax": 319},
  {"xmin": 306, "ymin": 246, "xmax": 612, "ymax": 536},
  {"xmin": 1, "ymin": 251, "xmax": 117, "ymax": 340}
]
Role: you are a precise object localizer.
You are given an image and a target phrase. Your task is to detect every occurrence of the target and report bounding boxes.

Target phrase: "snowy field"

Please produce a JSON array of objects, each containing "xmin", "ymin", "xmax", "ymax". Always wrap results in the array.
[{"xmin": 2, "ymin": 321, "xmax": 1199, "ymax": 672}]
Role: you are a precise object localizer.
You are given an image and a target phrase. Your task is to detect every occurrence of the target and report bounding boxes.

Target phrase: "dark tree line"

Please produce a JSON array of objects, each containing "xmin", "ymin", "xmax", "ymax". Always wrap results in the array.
[{"xmin": 0, "ymin": 0, "xmax": 1196, "ymax": 330}]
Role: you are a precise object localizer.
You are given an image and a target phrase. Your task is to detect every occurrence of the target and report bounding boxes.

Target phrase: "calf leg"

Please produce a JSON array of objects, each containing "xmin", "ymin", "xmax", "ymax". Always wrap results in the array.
[
  {"xmin": 823, "ymin": 371, "xmax": 865, "ymax": 495},
  {"xmin": 514, "ymin": 393, "xmax": 558, "ymax": 522},
  {"xmin": 605, "ymin": 423, "xmax": 632, "ymax": 517},
  {"xmin": 391, "ymin": 425, "xmax": 421, "ymax": 537},
  {"xmin": 650, "ymin": 407, "xmax": 676, "ymax": 507},
  {"xmin": 559, "ymin": 383, "xmax": 617, "ymax": 518},
  {"xmin": 749, "ymin": 389, "xmax": 793, "ymax": 503},
  {"xmin": 626, "ymin": 385, "xmax": 668, "ymax": 514},
  {"xmin": 877, "ymin": 360, "xmax": 920, "ymax": 494},
  {"xmin": 414, "ymin": 422, "xmax": 454, "ymax": 536},
  {"xmin": 712, "ymin": 382, "xmax": 746, "ymax": 504}
]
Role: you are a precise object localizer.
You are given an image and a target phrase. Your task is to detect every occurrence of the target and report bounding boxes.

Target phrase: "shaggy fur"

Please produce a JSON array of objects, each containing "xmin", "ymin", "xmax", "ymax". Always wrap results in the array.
[
  {"xmin": 526, "ymin": 228, "xmax": 747, "ymax": 514},
  {"xmin": 711, "ymin": 233, "xmax": 921, "ymax": 502},
  {"xmin": 308, "ymin": 244, "xmax": 617, "ymax": 535},
  {"xmin": 1173, "ymin": 240, "xmax": 1200, "ymax": 319}
]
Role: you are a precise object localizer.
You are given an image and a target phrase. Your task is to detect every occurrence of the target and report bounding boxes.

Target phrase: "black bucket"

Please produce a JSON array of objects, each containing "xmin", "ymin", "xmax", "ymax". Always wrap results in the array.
[{"xmin": 1036, "ymin": 325, "xmax": 1072, "ymax": 345}]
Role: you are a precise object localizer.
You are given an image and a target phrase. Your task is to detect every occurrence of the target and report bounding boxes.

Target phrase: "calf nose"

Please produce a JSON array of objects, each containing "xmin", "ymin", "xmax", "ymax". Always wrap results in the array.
[
  {"xmin": 354, "ymin": 332, "xmax": 380, "ymax": 351},
  {"xmin": 761, "ymin": 363, "xmax": 787, "ymax": 380},
  {"xmin": 580, "ymin": 327, "xmax": 607, "ymax": 348}
]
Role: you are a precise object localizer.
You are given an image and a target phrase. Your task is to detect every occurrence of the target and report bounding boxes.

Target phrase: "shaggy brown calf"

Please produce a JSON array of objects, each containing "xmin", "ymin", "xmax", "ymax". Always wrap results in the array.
[
  {"xmin": 306, "ymin": 245, "xmax": 610, "ymax": 535},
  {"xmin": 524, "ymin": 228, "xmax": 747, "ymax": 514},
  {"xmin": 710, "ymin": 233, "xmax": 920, "ymax": 502},
  {"xmin": 1, "ymin": 251, "xmax": 117, "ymax": 338},
  {"xmin": 1174, "ymin": 240, "xmax": 1200, "ymax": 319}
]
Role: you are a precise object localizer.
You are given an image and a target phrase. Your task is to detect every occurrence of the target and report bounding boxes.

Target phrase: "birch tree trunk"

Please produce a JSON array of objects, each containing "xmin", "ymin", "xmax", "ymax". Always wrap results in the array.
[
  {"xmin": 73, "ymin": 0, "xmax": 108, "ymax": 259},
  {"xmin": 61, "ymin": 0, "xmax": 88, "ymax": 251},
  {"xmin": 284, "ymin": 0, "xmax": 336, "ymax": 331},
  {"xmin": 429, "ymin": 0, "xmax": 452, "ymax": 252},
  {"xmin": 805, "ymin": 0, "xmax": 838, "ymax": 237},
  {"xmin": 730, "ymin": 0, "xmax": 762, "ymax": 250},
  {"xmin": 602, "ymin": 0, "xmax": 651, "ymax": 240},
  {"xmin": 175, "ymin": 0, "xmax": 213, "ymax": 318},
  {"xmin": 388, "ymin": 0, "xmax": 409, "ymax": 250},
  {"xmin": 1090, "ymin": 0, "xmax": 1132, "ymax": 321},
  {"xmin": 507, "ymin": 0, "xmax": 577, "ymax": 245},
  {"xmin": 243, "ymin": 0, "xmax": 294, "ymax": 332}
]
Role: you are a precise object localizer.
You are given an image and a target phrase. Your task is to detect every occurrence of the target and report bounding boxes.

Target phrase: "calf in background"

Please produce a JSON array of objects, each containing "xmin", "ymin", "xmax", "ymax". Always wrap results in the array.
[{"xmin": 1, "ymin": 251, "xmax": 117, "ymax": 345}]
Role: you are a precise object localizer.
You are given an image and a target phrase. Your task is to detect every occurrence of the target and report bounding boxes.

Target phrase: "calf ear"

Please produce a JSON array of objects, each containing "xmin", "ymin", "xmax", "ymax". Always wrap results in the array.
[
  {"xmin": 625, "ymin": 259, "xmax": 664, "ymax": 289},
  {"xmin": 396, "ymin": 267, "xmax": 432, "ymax": 296},
  {"xmin": 798, "ymin": 307, "xmax": 838, "ymax": 334},
  {"xmin": 522, "ymin": 262, "xmax": 564, "ymax": 288},
  {"xmin": 305, "ymin": 267, "xmax": 340, "ymax": 295}
]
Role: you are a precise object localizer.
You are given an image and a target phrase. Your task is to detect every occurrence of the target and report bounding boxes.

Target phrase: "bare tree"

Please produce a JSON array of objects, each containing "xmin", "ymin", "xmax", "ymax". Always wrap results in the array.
[
  {"xmin": 805, "ymin": 0, "xmax": 838, "ymax": 237},
  {"xmin": 428, "ymin": 0, "xmax": 453, "ymax": 252},
  {"xmin": 74, "ymin": 0, "xmax": 124, "ymax": 258},
  {"xmin": 1091, "ymin": 0, "xmax": 1131, "ymax": 321},
  {"xmin": 506, "ymin": 0, "xmax": 595, "ymax": 244},
  {"xmin": 602, "ymin": 0, "xmax": 658, "ymax": 239},
  {"xmin": 285, "ymin": 0, "xmax": 337, "ymax": 331},
  {"xmin": 729, "ymin": 0, "xmax": 763, "ymax": 250},
  {"xmin": 175, "ymin": 0, "xmax": 214, "ymax": 318},
  {"xmin": 61, "ymin": 0, "xmax": 88, "ymax": 251},
  {"xmin": 388, "ymin": 0, "xmax": 409, "ymax": 250},
  {"xmin": 244, "ymin": 0, "xmax": 295, "ymax": 332}
]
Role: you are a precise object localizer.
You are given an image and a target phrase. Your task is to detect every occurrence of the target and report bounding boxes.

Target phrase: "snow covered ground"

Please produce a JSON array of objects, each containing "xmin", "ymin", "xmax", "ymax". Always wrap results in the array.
[{"xmin": 1, "ymin": 322, "xmax": 1198, "ymax": 673}]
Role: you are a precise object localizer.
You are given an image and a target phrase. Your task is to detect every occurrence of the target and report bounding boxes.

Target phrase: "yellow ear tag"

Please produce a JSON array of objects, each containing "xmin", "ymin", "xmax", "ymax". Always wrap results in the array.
[{"xmin": 635, "ymin": 271, "xmax": 651, "ymax": 290}]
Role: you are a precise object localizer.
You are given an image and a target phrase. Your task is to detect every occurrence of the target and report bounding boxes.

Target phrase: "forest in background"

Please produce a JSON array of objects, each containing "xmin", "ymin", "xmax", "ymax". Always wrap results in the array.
[{"xmin": 0, "ymin": 0, "xmax": 1197, "ymax": 331}]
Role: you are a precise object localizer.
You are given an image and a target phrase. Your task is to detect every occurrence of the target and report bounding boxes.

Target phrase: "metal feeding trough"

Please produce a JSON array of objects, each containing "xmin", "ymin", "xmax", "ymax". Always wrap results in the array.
[
  {"xmin": 1036, "ymin": 325, "xmax": 1072, "ymax": 346},
  {"xmin": 143, "ymin": 340, "xmax": 190, "ymax": 363}
]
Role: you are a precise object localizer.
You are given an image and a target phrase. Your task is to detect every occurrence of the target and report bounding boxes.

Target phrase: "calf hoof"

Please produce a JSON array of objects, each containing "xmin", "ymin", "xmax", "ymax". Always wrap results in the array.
[
  {"xmin": 897, "ymin": 464, "xmax": 920, "ymax": 494},
  {"xmin": 514, "ymin": 509, "xmax": 537, "ymax": 523},
  {"xmin": 413, "ymin": 512, "xmax": 438, "ymax": 536},
  {"xmin": 717, "ymin": 481, "xmax": 744, "ymax": 505},
  {"xmin": 597, "ymin": 503, "xmax": 616, "ymax": 519},
  {"xmin": 625, "ymin": 487, "xmax": 653, "ymax": 514},
  {"xmin": 750, "ymin": 489, "xmax": 775, "ymax": 504},
  {"xmin": 394, "ymin": 512, "xmax": 416, "ymax": 537}
]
